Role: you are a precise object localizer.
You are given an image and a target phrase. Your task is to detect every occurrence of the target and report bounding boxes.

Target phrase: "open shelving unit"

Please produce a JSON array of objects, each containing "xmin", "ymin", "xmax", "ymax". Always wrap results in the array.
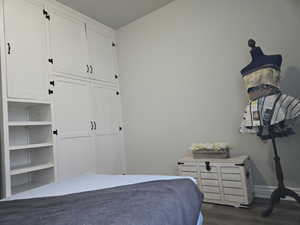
[{"xmin": 6, "ymin": 100, "xmax": 56, "ymax": 195}]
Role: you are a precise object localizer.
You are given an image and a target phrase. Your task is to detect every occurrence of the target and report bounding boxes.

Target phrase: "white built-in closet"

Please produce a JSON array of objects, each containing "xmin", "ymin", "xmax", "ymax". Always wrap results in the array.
[{"xmin": 0, "ymin": 0, "xmax": 125, "ymax": 198}]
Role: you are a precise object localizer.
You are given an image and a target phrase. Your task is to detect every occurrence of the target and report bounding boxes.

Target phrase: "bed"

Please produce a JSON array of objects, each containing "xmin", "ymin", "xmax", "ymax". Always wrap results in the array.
[{"xmin": 1, "ymin": 173, "xmax": 203, "ymax": 225}]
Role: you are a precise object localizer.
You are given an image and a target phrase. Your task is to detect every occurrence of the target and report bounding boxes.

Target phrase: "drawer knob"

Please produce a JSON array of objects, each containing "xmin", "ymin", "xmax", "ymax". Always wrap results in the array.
[{"xmin": 205, "ymin": 161, "xmax": 211, "ymax": 171}]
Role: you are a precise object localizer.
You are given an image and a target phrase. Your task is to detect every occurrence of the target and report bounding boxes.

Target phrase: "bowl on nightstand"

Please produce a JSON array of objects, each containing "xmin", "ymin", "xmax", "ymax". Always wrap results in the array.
[{"xmin": 192, "ymin": 148, "xmax": 230, "ymax": 159}]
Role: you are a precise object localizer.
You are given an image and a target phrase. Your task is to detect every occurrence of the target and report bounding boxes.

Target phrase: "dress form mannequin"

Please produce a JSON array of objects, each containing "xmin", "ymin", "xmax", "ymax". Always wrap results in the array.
[
  {"xmin": 241, "ymin": 39, "xmax": 283, "ymax": 76},
  {"xmin": 240, "ymin": 39, "xmax": 300, "ymax": 217}
]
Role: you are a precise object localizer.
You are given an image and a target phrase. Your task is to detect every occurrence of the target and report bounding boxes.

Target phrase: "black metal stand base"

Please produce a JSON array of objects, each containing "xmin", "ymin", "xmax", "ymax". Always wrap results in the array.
[
  {"xmin": 262, "ymin": 187, "xmax": 300, "ymax": 217},
  {"xmin": 262, "ymin": 138, "xmax": 300, "ymax": 217}
]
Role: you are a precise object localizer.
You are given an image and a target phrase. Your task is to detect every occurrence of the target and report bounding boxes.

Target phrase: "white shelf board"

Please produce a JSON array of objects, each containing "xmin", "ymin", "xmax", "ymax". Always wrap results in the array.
[
  {"xmin": 7, "ymin": 98, "xmax": 51, "ymax": 105},
  {"xmin": 8, "ymin": 121, "xmax": 52, "ymax": 127},
  {"xmin": 9, "ymin": 143, "xmax": 53, "ymax": 151},
  {"xmin": 12, "ymin": 181, "xmax": 50, "ymax": 195},
  {"xmin": 10, "ymin": 163, "xmax": 54, "ymax": 176}
]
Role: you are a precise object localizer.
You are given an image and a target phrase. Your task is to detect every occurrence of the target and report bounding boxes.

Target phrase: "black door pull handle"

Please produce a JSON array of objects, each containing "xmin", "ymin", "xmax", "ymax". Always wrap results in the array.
[
  {"xmin": 86, "ymin": 65, "xmax": 90, "ymax": 73},
  {"xmin": 90, "ymin": 65, "xmax": 93, "ymax": 74},
  {"xmin": 94, "ymin": 121, "xmax": 96, "ymax": 130},
  {"xmin": 91, "ymin": 121, "xmax": 94, "ymax": 130},
  {"xmin": 7, "ymin": 43, "xmax": 11, "ymax": 54},
  {"xmin": 205, "ymin": 161, "xmax": 211, "ymax": 171},
  {"xmin": 246, "ymin": 171, "xmax": 250, "ymax": 179}
]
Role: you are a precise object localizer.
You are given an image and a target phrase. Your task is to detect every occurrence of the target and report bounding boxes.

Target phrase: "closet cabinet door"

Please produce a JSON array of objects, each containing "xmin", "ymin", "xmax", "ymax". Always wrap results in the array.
[
  {"xmin": 86, "ymin": 27, "xmax": 116, "ymax": 83},
  {"xmin": 48, "ymin": 6, "xmax": 89, "ymax": 78},
  {"xmin": 95, "ymin": 134, "xmax": 125, "ymax": 174},
  {"xmin": 52, "ymin": 77, "xmax": 95, "ymax": 180},
  {"xmin": 92, "ymin": 83, "xmax": 122, "ymax": 135},
  {"xmin": 4, "ymin": 0, "xmax": 49, "ymax": 101},
  {"xmin": 56, "ymin": 135, "xmax": 94, "ymax": 180},
  {"xmin": 92, "ymin": 83, "xmax": 124, "ymax": 174}
]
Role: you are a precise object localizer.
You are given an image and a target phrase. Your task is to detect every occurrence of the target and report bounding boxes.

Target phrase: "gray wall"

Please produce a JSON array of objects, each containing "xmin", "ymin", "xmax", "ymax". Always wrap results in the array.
[{"xmin": 117, "ymin": 0, "xmax": 300, "ymax": 187}]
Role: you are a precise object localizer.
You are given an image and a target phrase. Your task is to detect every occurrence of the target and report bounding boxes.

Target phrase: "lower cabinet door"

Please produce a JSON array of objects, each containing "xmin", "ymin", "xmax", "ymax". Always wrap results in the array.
[
  {"xmin": 94, "ymin": 134, "xmax": 125, "ymax": 174},
  {"xmin": 56, "ymin": 136, "xmax": 95, "ymax": 180},
  {"xmin": 52, "ymin": 77, "xmax": 95, "ymax": 180}
]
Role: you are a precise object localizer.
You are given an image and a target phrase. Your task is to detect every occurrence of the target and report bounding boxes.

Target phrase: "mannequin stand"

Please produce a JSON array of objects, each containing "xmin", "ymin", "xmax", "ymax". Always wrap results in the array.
[{"xmin": 262, "ymin": 137, "xmax": 300, "ymax": 217}]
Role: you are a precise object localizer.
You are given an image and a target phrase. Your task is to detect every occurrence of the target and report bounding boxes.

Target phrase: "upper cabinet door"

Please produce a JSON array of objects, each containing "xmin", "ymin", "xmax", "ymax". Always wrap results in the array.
[
  {"xmin": 48, "ymin": 6, "xmax": 89, "ymax": 78},
  {"xmin": 92, "ymin": 83, "xmax": 122, "ymax": 135},
  {"xmin": 86, "ymin": 27, "xmax": 117, "ymax": 83},
  {"xmin": 53, "ymin": 77, "xmax": 92, "ymax": 137},
  {"xmin": 4, "ymin": 0, "xmax": 49, "ymax": 101}
]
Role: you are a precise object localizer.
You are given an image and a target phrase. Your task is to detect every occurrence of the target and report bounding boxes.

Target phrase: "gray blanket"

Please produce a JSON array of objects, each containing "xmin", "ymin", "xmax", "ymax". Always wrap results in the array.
[{"xmin": 0, "ymin": 179, "xmax": 203, "ymax": 225}]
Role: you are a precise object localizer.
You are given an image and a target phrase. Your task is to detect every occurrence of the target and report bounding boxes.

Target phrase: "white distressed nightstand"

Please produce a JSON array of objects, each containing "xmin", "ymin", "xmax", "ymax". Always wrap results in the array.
[{"xmin": 177, "ymin": 155, "xmax": 254, "ymax": 207}]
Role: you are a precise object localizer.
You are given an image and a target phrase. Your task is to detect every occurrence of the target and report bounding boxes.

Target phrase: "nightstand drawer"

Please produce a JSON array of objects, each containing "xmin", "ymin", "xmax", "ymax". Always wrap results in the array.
[
  {"xmin": 224, "ymin": 194, "xmax": 245, "ymax": 203},
  {"xmin": 222, "ymin": 173, "xmax": 241, "ymax": 181},
  {"xmin": 201, "ymin": 172, "xmax": 218, "ymax": 179},
  {"xmin": 205, "ymin": 193, "xmax": 221, "ymax": 200},
  {"xmin": 202, "ymin": 186, "xmax": 220, "ymax": 193},
  {"xmin": 202, "ymin": 179, "xmax": 219, "ymax": 187},
  {"xmin": 221, "ymin": 167, "xmax": 241, "ymax": 174},
  {"xmin": 223, "ymin": 181, "xmax": 243, "ymax": 188},
  {"xmin": 199, "ymin": 166, "xmax": 217, "ymax": 173},
  {"xmin": 223, "ymin": 188, "xmax": 244, "ymax": 196}
]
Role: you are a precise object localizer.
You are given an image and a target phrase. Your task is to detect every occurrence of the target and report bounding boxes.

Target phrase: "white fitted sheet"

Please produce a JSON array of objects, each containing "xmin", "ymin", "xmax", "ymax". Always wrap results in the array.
[{"xmin": 4, "ymin": 173, "xmax": 203, "ymax": 225}]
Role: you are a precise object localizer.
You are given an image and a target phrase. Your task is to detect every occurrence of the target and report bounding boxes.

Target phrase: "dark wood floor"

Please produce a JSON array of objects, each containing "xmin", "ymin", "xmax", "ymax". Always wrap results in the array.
[{"xmin": 201, "ymin": 198, "xmax": 300, "ymax": 225}]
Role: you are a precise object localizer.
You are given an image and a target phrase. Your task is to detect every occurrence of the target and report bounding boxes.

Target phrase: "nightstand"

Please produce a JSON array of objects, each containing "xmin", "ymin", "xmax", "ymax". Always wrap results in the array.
[{"xmin": 177, "ymin": 155, "xmax": 254, "ymax": 207}]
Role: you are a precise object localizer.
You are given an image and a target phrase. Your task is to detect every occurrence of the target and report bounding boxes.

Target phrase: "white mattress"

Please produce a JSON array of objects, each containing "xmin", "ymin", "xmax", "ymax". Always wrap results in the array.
[{"xmin": 4, "ymin": 173, "xmax": 203, "ymax": 225}]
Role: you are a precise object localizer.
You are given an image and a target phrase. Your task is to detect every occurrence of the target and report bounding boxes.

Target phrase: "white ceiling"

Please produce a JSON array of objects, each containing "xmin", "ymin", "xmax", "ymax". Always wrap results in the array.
[{"xmin": 56, "ymin": 0, "xmax": 175, "ymax": 29}]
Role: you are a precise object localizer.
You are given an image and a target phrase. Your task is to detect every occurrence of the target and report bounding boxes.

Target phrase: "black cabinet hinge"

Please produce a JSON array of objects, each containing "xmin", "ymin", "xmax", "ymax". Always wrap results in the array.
[
  {"xmin": 48, "ymin": 89, "xmax": 54, "ymax": 95},
  {"xmin": 50, "ymin": 81, "xmax": 55, "ymax": 86},
  {"xmin": 48, "ymin": 58, "xmax": 54, "ymax": 64},
  {"xmin": 43, "ymin": 9, "xmax": 50, "ymax": 20},
  {"xmin": 112, "ymin": 42, "xmax": 116, "ymax": 47},
  {"xmin": 53, "ymin": 130, "xmax": 58, "ymax": 135}
]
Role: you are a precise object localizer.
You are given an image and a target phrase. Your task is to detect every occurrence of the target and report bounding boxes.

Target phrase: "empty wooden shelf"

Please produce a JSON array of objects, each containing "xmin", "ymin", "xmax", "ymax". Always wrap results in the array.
[
  {"xmin": 9, "ymin": 143, "xmax": 53, "ymax": 151},
  {"xmin": 10, "ymin": 163, "xmax": 55, "ymax": 176},
  {"xmin": 8, "ymin": 121, "xmax": 52, "ymax": 127}
]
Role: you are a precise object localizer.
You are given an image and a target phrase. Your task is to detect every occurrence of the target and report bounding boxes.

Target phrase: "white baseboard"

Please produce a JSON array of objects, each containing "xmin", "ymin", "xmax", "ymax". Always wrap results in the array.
[{"xmin": 255, "ymin": 185, "xmax": 300, "ymax": 201}]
